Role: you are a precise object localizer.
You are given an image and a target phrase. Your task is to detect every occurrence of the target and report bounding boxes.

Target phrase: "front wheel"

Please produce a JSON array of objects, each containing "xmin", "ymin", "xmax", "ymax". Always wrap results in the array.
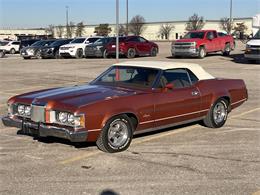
[
  {"xmin": 10, "ymin": 48, "xmax": 16, "ymax": 54},
  {"xmin": 203, "ymin": 98, "xmax": 229, "ymax": 128},
  {"xmin": 35, "ymin": 50, "xmax": 41, "ymax": 59},
  {"xmin": 75, "ymin": 49, "xmax": 83, "ymax": 59},
  {"xmin": 127, "ymin": 48, "xmax": 136, "ymax": 58},
  {"xmin": 150, "ymin": 47, "xmax": 157, "ymax": 57},
  {"xmin": 198, "ymin": 47, "xmax": 206, "ymax": 59},
  {"xmin": 0, "ymin": 51, "xmax": 4, "ymax": 58},
  {"xmin": 96, "ymin": 114, "xmax": 133, "ymax": 153}
]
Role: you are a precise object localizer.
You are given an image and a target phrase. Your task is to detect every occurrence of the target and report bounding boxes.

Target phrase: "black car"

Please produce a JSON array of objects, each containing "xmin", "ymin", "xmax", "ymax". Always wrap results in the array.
[
  {"xmin": 41, "ymin": 39, "xmax": 73, "ymax": 59},
  {"xmin": 19, "ymin": 39, "xmax": 41, "ymax": 51},
  {"xmin": 85, "ymin": 37, "xmax": 113, "ymax": 58},
  {"xmin": 20, "ymin": 39, "xmax": 56, "ymax": 59}
]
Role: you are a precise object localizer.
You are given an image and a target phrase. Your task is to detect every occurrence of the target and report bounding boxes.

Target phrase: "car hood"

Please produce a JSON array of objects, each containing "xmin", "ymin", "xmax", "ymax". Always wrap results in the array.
[
  {"xmin": 61, "ymin": 43, "xmax": 85, "ymax": 47},
  {"xmin": 22, "ymin": 46, "xmax": 42, "ymax": 50},
  {"xmin": 247, "ymin": 39, "xmax": 260, "ymax": 46},
  {"xmin": 175, "ymin": 38, "xmax": 202, "ymax": 43},
  {"xmin": 14, "ymin": 84, "xmax": 142, "ymax": 109}
]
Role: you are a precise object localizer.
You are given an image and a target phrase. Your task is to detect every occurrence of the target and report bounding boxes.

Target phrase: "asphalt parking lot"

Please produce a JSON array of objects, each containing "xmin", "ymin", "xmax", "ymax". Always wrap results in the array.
[{"xmin": 0, "ymin": 41, "xmax": 259, "ymax": 195}]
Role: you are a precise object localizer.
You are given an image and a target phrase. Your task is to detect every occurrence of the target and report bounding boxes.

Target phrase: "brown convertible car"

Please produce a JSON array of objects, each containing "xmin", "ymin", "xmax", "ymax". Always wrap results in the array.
[{"xmin": 2, "ymin": 61, "xmax": 248, "ymax": 153}]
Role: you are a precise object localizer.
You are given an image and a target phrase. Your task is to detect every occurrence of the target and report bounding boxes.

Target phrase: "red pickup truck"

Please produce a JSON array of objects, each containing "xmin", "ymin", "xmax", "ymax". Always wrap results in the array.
[{"xmin": 171, "ymin": 30, "xmax": 235, "ymax": 58}]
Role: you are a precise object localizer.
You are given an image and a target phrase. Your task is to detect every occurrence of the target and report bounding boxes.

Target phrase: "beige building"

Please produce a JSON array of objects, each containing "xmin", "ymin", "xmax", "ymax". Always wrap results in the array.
[{"xmin": 0, "ymin": 17, "xmax": 253, "ymax": 41}]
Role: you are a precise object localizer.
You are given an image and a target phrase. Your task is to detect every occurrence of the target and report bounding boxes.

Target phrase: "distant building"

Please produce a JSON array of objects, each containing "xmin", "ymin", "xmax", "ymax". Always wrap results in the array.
[{"xmin": 0, "ymin": 17, "xmax": 253, "ymax": 41}]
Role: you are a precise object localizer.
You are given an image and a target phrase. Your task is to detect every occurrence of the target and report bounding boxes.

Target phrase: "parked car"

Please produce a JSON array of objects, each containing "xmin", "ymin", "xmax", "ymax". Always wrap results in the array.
[
  {"xmin": 85, "ymin": 37, "xmax": 113, "ymax": 58},
  {"xmin": 20, "ymin": 39, "xmax": 56, "ymax": 59},
  {"xmin": 0, "ymin": 40, "xmax": 21, "ymax": 54},
  {"xmin": 19, "ymin": 39, "xmax": 41, "ymax": 51},
  {"xmin": 59, "ymin": 36, "xmax": 102, "ymax": 58},
  {"xmin": 171, "ymin": 30, "xmax": 235, "ymax": 58},
  {"xmin": 1, "ymin": 61, "xmax": 248, "ymax": 153},
  {"xmin": 0, "ymin": 49, "xmax": 5, "ymax": 58},
  {"xmin": 41, "ymin": 39, "xmax": 73, "ymax": 59},
  {"xmin": 244, "ymin": 29, "xmax": 260, "ymax": 63},
  {"xmin": 105, "ymin": 36, "xmax": 158, "ymax": 58}
]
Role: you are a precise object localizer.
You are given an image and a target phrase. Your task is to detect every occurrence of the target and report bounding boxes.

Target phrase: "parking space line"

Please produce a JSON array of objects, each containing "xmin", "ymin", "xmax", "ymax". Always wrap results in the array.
[
  {"xmin": 59, "ymin": 151, "xmax": 101, "ymax": 165},
  {"xmin": 231, "ymin": 107, "xmax": 260, "ymax": 119}
]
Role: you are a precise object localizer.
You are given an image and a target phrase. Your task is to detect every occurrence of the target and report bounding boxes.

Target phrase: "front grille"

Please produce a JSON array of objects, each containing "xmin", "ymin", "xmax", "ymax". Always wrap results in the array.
[
  {"xmin": 31, "ymin": 105, "xmax": 45, "ymax": 122},
  {"xmin": 250, "ymin": 45, "xmax": 260, "ymax": 48},
  {"xmin": 60, "ymin": 47, "xmax": 70, "ymax": 50},
  {"xmin": 174, "ymin": 42, "xmax": 193, "ymax": 46}
]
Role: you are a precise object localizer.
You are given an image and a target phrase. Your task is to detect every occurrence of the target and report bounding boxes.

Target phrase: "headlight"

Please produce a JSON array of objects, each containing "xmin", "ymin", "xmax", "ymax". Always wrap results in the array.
[
  {"xmin": 17, "ymin": 104, "xmax": 31, "ymax": 117},
  {"xmin": 18, "ymin": 105, "xmax": 25, "ymax": 115},
  {"xmin": 55, "ymin": 111, "xmax": 85, "ymax": 129},
  {"xmin": 246, "ymin": 44, "xmax": 251, "ymax": 48},
  {"xmin": 58, "ymin": 112, "xmax": 68, "ymax": 123}
]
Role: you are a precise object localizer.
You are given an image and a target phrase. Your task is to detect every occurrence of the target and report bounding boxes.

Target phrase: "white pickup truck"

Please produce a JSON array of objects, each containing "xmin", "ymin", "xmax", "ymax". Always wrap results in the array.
[
  {"xmin": 59, "ymin": 36, "xmax": 102, "ymax": 58},
  {"xmin": 245, "ymin": 29, "xmax": 260, "ymax": 63}
]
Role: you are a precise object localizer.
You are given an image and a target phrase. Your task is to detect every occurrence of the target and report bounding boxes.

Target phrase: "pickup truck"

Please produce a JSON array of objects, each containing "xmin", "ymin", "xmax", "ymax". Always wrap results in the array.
[{"xmin": 171, "ymin": 30, "xmax": 235, "ymax": 58}]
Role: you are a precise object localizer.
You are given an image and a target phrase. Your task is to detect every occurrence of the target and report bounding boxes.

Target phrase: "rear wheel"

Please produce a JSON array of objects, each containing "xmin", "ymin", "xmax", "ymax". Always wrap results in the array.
[
  {"xmin": 150, "ymin": 47, "xmax": 157, "ymax": 57},
  {"xmin": 103, "ymin": 49, "xmax": 108, "ymax": 58},
  {"xmin": 10, "ymin": 48, "xmax": 16, "ymax": 54},
  {"xmin": 75, "ymin": 48, "xmax": 83, "ymax": 59},
  {"xmin": 223, "ymin": 43, "xmax": 231, "ymax": 56},
  {"xmin": 198, "ymin": 47, "xmax": 206, "ymax": 59},
  {"xmin": 127, "ymin": 48, "xmax": 136, "ymax": 58},
  {"xmin": 203, "ymin": 98, "xmax": 229, "ymax": 128},
  {"xmin": 96, "ymin": 114, "xmax": 133, "ymax": 153}
]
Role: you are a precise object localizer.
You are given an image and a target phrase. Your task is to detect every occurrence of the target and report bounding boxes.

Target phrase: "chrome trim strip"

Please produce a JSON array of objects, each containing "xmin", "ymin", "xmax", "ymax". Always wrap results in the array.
[
  {"xmin": 87, "ymin": 129, "xmax": 101, "ymax": 132},
  {"xmin": 231, "ymin": 98, "xmax": 247, "ymax": 106},
  {"xmin": 139, "ymin": 109, "xmax": 209, "ymax": 125},
  {"xmin": 134, "ymin": 116, "xmax": 204, "ymax": 135}
]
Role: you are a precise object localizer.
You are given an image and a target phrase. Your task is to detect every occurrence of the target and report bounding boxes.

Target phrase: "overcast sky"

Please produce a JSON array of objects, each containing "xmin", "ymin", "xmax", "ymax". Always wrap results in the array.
[{"xmin": 0, "ymin": 0, "xmax": 259, "ymax": 28}]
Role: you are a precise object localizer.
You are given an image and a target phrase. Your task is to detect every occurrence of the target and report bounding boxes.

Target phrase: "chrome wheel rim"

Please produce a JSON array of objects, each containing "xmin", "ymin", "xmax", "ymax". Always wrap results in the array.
[
  {"xmin": 128, "ymin": 49, "xmax": 135, "ymax": 58},
  {"xmin": 200, "ymin": 49, "xmax": 205, "ymax": 57},
  {"xmin": 108, "ymin": 120, "xmax": 128, "ymax": 148},
  {"xmin": 213, "ymin": 102, "xmax": 227, "ymax": 124}
]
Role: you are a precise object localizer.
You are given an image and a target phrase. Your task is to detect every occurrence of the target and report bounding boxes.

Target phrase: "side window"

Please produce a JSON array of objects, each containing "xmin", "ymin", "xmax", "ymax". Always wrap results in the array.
[
  {"xmin": 139, "ymin": 37, "xmax": 147, "ymax": 43},
  {"xmin": 161, "ymin": 69, "xmax": 191, "ymax": 88},
  {"xmin": 186, "ymin": 69, "xmax": 199, "ymax": 84},
  {"xmin": 13, "ymin": 42, "xmax": 20, "ymax": 45},
  {"xmin": 128, "ymin": 37, "xmax": 139, "ymax": 42}
]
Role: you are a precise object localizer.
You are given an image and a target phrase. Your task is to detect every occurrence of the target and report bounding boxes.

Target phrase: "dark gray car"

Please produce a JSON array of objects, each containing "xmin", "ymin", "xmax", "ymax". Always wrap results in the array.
[{"xmin": 85, "ymin": 37, "xmax": 113, "ymax": 58}]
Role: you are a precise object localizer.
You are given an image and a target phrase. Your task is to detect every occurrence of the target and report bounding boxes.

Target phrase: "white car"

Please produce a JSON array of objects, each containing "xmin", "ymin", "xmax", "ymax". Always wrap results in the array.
[
  {"xmin": 0, "ymin": 41, "xmax": 20, "ymax": 54},
  {"xmin": 59, "ymin": 37, "xmax": 102, "ymax": 58},
  {"xmin": 245, "ymin": 29, "xmax": 260, "ymax": 63}
]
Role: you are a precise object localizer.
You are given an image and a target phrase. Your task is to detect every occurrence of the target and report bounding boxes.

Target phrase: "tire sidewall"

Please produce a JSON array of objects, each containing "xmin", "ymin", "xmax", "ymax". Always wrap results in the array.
[
  {"xmin": 76, "ymin": 49, "xmax": 83, "ymax": 58},
  {"xmin": 199, "ymin": 47, "xmax": 206, "ymax": 58},
  {"xmin": 102, "ymin": 115, "xmax": 133, "ymax": 152},
  {"xmin": 127, "ymin": 48, "xmax": 135, "ymax": 58},
  {"xmin": 150, "ymin": 47, "xmax": 157, "ymax": 56}
]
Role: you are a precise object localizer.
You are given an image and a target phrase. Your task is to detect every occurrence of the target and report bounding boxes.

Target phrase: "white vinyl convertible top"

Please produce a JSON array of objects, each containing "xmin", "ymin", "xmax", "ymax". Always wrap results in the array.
[{"xmin": 114, "ymin": 61, "xmax": 215, "ymax": 80}]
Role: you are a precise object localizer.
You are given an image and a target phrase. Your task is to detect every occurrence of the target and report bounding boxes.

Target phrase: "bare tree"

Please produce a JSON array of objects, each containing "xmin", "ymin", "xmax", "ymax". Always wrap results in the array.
[
  {"xmin": 56, "ymin": 25, "xmax": 64, "ymax": 38},
  {"xmin": 45, "ymin": 25, "xmax": 55, "ymax": 38},
  {"xmin": 159, "ymin": 23, "xmax": 175, "ymax": 39},
  {"xmin": 119, "ymin": 24, "xmax": 126, "ymax": 36},
  {"xmin": 185, "ymin": 13, "xmax": 205, "ymax": 31},
  {"xmin": 220, "ymin": 17, "xmax": 233, "ymax": 34},
  {"xmin": 129, "ymin": 15, "xmax": 146, "ymax": 36},
  {"xmin": 94, "ymin": 24, "xmax": 112, "ymax": 36},
  {"xmin": 75, "ymin": 22, "xmax": 85, "ymax": 37},
  {"xmin": 67, "ymin": 22, "xmax": 75, "ymax": 38},
  {"xmin": 233, "ymin": 22, "xmax": 248, "ymax": 38}
]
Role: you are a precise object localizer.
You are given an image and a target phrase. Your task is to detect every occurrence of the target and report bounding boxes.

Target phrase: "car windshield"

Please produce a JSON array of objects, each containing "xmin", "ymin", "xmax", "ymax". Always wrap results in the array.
[
  {"xmin": 0, "ymin": 42, "xmax": 9, "ymax": 46},
  {"xmin": 50, "ymin": 39, "xmax": 69, "ymax": 46},
  {"xmin": 88, "ymin": 37, "xmax": 101, "ymax": 43},
  {"xmin": 91, "ymin": 66, "xmax": 159, "ymax": 89},
  {"xmin": 253, "ymin": 30, "xmax": 260, "ymax": 39},
  {"xmin": 70, "ymin": 38, "xmax": 86, "ymax": 43},
  {"xmin": 31, "ymin": 40, "xmax": 48, "ymax": 46},
  {"xmin": 183, "ymin": 32, "xmax": 205, "ymax": 39},
  {"xmin": 94, "ymin": 38, "xmax": 112, "ymax": 45},
  {"xmin": 110, "ymin": 37, "xmax": 127, "ymax": 42}
]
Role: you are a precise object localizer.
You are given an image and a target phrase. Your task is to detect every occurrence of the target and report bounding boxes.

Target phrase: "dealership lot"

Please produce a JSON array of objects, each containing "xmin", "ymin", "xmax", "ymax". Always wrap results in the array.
[{"xmin": 0, "ymin": 41, "xmax": 259, "ymax": 195}]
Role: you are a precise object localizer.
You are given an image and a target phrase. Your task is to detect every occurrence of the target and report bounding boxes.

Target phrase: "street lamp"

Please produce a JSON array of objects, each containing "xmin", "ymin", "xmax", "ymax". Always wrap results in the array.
[
  {"xmin": 126, "ymin": 0, "xmax": 128, "ymax": 35},
  {"xmin": 229, "ymin": 0, "xmax": 232, "ymax": 24},
  {"xmin": 66, "ymin": 6, "xmax": 69, "ymax": 38},
  {"xmin": 116, "ymin": 0, "xmax": 119, "ymax": 61}
]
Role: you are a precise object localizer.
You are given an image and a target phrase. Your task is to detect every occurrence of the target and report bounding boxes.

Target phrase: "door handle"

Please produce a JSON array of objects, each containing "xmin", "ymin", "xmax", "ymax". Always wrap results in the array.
[{"xmin": 191, "ymin": 91, "xmax": 199, "ymax": 96}]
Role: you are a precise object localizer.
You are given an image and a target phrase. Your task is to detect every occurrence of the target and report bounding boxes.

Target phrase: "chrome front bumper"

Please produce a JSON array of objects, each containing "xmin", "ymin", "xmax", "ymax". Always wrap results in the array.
[
  {"xmin": 171, "ymin": 47, "xmax": 199, "ymax": 57},
  {"xmin": 2, "ymin": 116, "xmax": 87, "ymax": 142}
]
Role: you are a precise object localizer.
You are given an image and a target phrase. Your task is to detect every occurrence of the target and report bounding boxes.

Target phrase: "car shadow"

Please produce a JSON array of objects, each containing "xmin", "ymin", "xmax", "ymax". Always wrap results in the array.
[{"xmin": 227, "ymin": 53, "xmax": 260, "ymax": 64}]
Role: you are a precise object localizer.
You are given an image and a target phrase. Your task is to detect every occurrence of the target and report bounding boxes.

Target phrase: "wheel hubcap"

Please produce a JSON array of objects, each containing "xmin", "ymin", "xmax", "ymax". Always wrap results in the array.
[
  {"xmin": 108, "ymin": 120, "xmax": 128, "ymax": 148},
  {"xmin": 213, "ymin": 102, "xmax": 227, "ymax": 124}
]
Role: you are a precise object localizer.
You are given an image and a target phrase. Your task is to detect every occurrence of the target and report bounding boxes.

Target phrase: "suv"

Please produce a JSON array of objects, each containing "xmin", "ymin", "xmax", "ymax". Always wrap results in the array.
[
  {"xmin": 59, "ymin": 36, "xmax": 102, "ymax": 58},
  {"xmin": 85, "ymin": 37, "xmax": 113, "ymax": 58},
  {"xmin": 41, "ymin": 39, "xmax": 73, "ymax": 59},
  {"xmin": 20, "ymin": 39, "xmax": 56, "ymax": 59},
  {"xmin": 0, "ymin": 41, "xmax": 21, "ymax": 54},
  {"xmin": 105, "ymin": 36, "xmax": 158, "ymax": 58},
  {"xmin": 245, "ymin": 29, "xmax": 260, "ymax": 63}
]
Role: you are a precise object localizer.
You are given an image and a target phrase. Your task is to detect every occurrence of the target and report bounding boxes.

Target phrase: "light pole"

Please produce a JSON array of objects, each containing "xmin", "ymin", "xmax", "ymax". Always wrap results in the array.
[
  {"xmin": 126, "ymin": 0, "xmax": 128, "ymax": 35},
  {"xmin": 229, "ymin": 0, "xmax": 232, "ymax": 25},
  {"xmin": 66, "ymin": 6, "xmax": 69, "ymax": 38},
  {"xmin": 116, "ymin": 0, "xmax": 119, "ymax": 61}
]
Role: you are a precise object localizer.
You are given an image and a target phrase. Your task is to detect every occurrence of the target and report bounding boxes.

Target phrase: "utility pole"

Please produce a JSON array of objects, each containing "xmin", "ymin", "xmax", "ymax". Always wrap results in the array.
[
  {"xmin": 116, "ymin": 0, "xmax": 119, "ymax": 61},
  {"xmin": 126, "ymin": 0, "xmax": 128, "ymax": 35},
  {"xmin": 229, "ymin": 0, "xmax": 232, "ymax": 25},
  {"xmin": 66, "ymin": 6, "xmax": 69, "ymax": 38}
]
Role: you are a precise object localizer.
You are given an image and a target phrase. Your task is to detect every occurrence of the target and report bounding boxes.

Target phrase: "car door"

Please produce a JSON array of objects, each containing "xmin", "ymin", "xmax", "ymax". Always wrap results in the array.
[
  {"xmin": 138, "ymin": 37, "xmax": 151, "ymax": 54},
  {"xmin": 153, "ymin": 68, "xmax": 202, "ymax": 128},
  {"xmin": 205, "ymin": 31, "xmax": 220, "ymax": 52}
]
